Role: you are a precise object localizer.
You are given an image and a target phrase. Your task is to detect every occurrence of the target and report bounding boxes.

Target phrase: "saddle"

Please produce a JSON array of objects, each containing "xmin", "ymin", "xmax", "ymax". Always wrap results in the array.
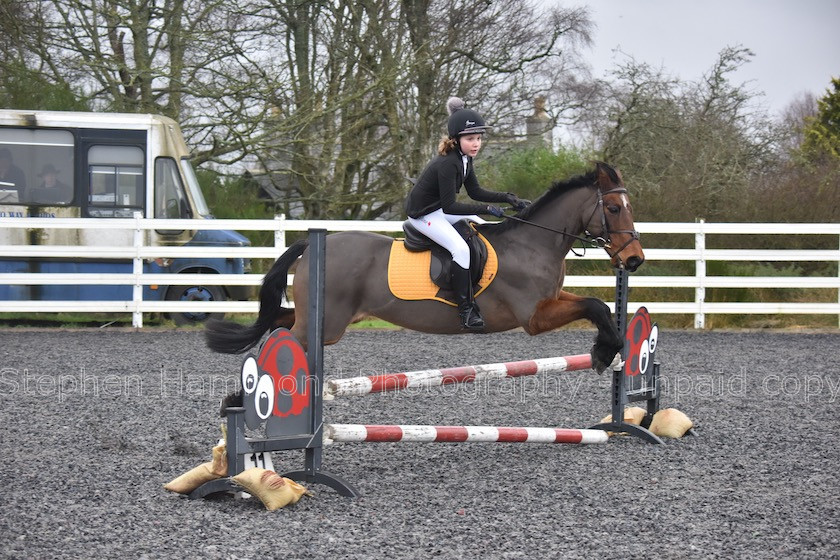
[{"xmin": 401, "ymin": 219, "xmax": 488, "ymax": 290}]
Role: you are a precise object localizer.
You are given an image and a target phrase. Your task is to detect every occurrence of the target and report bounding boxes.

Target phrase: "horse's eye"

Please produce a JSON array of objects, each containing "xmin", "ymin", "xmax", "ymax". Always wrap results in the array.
[{"xmin": 607, "ymin": 204, "xmax": 620, "ymax": 214}]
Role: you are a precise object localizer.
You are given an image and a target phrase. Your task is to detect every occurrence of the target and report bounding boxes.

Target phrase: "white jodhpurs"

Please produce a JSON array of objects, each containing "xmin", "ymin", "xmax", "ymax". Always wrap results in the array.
[{"xmin": 407, "ymin": 209, "xmax": 485, "ymax": 269}]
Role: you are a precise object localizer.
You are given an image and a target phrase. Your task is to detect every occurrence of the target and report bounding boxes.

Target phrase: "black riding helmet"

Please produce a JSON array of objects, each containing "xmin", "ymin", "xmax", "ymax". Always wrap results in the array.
[{"xmin": 446, "ymin": 97, "xmax": 490, "ymax": 137}]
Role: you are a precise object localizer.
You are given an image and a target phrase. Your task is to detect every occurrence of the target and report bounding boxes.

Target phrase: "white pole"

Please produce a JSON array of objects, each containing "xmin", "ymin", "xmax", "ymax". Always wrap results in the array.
[
  {"xmin": 132, "ymin": 212, "xmax": 144, "ymax": 328},
  {"xmin": 275, "ymin": 214, "xmax": 286, "ymax": 254},
  {"xmin": 695, "ymin": 218, "xmax": 706, "ymax": 329}
]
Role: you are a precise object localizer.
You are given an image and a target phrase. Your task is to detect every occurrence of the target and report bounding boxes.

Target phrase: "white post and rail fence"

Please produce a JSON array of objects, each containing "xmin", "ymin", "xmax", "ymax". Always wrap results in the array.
[{"xmin": 1, "ymin": 215, "xmax": 838, "ymax": 328}]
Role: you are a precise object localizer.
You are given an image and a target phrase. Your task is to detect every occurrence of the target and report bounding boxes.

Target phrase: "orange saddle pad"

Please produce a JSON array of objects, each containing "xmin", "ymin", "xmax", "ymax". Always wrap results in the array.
[{"xmin": 387, "ymin": 233, "xmax": 498, "ymax": 307}]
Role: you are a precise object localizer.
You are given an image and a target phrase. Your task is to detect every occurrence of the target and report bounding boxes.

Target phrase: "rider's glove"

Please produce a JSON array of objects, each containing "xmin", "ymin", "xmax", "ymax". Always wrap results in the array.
[
  {"xmin": 486, "ymin": 205, "xmax": 504, "ymax": 218},
  {"xmin": 505, "ymin": 193, "xmax": 529, "ymax": 210}
]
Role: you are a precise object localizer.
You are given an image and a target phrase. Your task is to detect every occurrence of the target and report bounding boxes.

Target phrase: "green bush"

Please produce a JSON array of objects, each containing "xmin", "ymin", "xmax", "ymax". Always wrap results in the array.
[
  {"xmin": 200, "ymin": 170, "xmax": 271, "ymax": 223},
  {"xmin": 477, "ymin": 144, "xmax": 590, "ymax": 202},
  {"xmin": 198, "ymin": 170, "xmax": 278, "ymax": 273}
]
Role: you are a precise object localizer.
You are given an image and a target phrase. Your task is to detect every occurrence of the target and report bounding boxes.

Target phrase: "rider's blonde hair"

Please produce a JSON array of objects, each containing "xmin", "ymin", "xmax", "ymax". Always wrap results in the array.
[{"xmin": 438, "ymin": 135, "xmax": 457, "ymax": 156}]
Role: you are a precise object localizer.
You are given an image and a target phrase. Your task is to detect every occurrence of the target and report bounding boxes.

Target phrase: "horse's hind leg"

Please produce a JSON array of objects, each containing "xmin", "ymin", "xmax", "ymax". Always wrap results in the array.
[
  {"xmin": 527, "ymin": 290, "xmax": 622, "ymax": 372},
  {"xmin": 274, "ymin": 308, "xmax": 295, "ymax": 330},
  {"xmin": 288, "ymin": 266, "xmax": 361, "ymax": 350},
  {"xmin": 289, "ymin": 304, "xmax": 359, "ymax": 350}
]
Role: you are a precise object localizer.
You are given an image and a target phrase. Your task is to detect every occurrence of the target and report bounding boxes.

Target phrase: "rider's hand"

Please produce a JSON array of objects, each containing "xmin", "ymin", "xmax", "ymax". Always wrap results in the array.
[
  {"xmin": 505, "ymin": 193, "xmax": 529, "ymax": 210},
  {"xmin": 486, "ymin": 205, "xmax": 504, "ymax": 218}
]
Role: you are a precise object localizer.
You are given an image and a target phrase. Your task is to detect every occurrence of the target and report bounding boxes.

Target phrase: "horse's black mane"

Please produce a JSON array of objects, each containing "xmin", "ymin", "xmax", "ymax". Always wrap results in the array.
[{"xmin": 481, "ymin": 162, "xmax": 620, "ymax": 234}]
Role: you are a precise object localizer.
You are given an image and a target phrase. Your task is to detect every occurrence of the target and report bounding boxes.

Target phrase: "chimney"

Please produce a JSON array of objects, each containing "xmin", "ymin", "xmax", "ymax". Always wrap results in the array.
[{"xmin": 525, "ymin": 96, "xmax": 553, "ymax": 147}]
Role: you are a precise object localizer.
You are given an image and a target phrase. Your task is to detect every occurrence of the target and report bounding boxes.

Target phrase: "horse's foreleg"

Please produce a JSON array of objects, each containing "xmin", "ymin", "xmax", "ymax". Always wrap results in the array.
[{"xmin": 527, "ymin": 290, "xmax": 622, "ymax": 373}]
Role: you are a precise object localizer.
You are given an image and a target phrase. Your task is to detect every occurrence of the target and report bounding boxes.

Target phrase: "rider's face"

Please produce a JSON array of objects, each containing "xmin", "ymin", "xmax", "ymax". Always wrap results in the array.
[{"xmin": 458, "ymin": 134, "xmax": 483, "ymax": 158}]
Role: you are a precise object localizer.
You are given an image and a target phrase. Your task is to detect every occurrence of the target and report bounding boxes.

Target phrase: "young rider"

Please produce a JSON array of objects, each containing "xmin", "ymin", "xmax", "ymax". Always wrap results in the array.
[{"xmin": 405, "ymin": 97, "xmax": 527, "ymax": 331}]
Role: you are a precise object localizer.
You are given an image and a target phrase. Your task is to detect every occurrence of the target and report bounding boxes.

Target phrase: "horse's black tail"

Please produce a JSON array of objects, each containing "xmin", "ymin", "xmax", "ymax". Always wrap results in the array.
[{"xmin": 205, "ymin": 239, "xmax": 309, "ymax": 354}]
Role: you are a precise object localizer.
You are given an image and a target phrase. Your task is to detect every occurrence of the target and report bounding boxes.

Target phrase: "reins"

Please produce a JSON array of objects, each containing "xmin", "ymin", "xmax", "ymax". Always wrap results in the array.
[
  {"xmin": 499, "ymin": 214, "xmax": 594, "ymax": 245},
  {"xmin": 500, "ymin": 186, "xmax": 640, "ymax": 256}
]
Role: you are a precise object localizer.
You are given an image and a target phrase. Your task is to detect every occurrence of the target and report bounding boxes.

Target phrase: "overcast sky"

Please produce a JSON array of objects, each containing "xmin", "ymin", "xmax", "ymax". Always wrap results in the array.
[{"xmin": 554, "ymin": 0, "xmax": 839, "ymax": 116}]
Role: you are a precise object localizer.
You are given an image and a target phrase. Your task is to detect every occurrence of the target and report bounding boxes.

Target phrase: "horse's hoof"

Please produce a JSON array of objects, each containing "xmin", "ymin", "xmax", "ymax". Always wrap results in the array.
[
  {"xmin": 590, "ymin": 347, "xmax": 617, "ymax": 373},
  {"xmin": 590, "ymin": 356, "xmax": 607, "ymax": 373}
]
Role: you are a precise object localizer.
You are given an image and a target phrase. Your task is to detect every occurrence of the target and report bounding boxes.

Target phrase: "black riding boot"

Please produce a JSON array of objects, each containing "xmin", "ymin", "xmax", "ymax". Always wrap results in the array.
[{"xmin": 451, "ymin": 263, "xmax": 485, "ymax": 331}]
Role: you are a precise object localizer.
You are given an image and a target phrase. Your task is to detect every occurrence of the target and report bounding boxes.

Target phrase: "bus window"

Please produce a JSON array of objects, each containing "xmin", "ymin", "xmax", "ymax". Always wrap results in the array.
[
  {"xmin": 0, "ymin": 128, "xmax": 74, "ymax": 205},
  {"xmin": 155, "ymin": 157, "xmax": 191, "ymax": 219},
  {"xmin": 180, "ymin": 158, "xmax": 212, "ymax": 217},
  {"xmin": 87, "ymin": 145, "xmax": 144, "ymax": 217}
]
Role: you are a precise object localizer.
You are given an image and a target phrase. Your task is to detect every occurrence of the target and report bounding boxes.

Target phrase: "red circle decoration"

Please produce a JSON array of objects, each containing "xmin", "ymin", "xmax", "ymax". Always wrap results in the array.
[
  {"xmin": 256, "ymin": 329, "xmax": 310, "ymax": 418},
  {"xmin": 625, "ymin": 308, "xmax": 653, "ymax": 377}
]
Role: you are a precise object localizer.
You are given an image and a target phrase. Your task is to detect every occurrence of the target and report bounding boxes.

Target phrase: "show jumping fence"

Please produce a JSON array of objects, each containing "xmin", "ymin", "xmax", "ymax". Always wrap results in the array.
[
  {"xmin": 1, "ymin": 215, "xmax": 838, "ymax": 328},
  {"xmin": 323, "ymin": 424, "xmax": 610, "ymax": 445},
  {"xmin": 325, "ymin": 353, "xmax": 599, "ymax": 398},
  {"xmin": 190, "ymin": 230, "xmax": 661, "ymax": 500}
]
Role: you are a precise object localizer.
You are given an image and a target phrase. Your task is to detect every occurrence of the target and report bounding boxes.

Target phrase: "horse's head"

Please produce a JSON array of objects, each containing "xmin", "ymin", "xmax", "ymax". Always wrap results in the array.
[{"xmin": 585, "ymin": 163, "xmax": 645, "ymax": 272}]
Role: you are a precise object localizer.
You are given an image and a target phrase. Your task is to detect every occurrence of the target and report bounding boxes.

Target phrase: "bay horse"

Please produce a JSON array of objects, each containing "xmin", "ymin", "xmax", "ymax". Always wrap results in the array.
[{"xmin": 205, "ymin": 162, "xmax": 644, "ymax": 372}]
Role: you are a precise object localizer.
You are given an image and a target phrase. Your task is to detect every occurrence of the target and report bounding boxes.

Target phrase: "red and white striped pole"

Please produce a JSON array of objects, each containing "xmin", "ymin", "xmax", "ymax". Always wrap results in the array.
[
  {"xmin": 326, "ymin": 354, "xmax": 602, "ymax": 398},
  {"xmin": 324, "ymin": 424, "xmax": 609, "ymax": 444}
]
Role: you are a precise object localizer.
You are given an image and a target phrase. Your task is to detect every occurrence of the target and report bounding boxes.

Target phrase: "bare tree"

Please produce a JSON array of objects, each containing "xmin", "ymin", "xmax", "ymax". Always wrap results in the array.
[
  {"xmin": 777, "ymin": 92, "xmax": 818, "ymax": 158},
  {"xmin": 0, "ymin": 1, "xmax": 87, "ymax": 109},
  {"xmin": 6, "ymin": 0, "xmax": 262, "ymax": 163},
  {"xmin": 4, "ymin": 0, "xmax": 594, "ymax": 218},
  {"xmin": 578, "ymin": 46, "xmax": 781, "ymax": 221},
  {"xmin": 239, "ymin": 0, "xmax": 594, "ymax": 218}
]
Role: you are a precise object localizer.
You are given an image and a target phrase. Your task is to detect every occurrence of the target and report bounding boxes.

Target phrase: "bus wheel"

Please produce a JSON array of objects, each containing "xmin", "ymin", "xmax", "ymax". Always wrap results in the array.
[{"xmin": 165, "ymin": 284, "xmax": 225, "ymax": 326}]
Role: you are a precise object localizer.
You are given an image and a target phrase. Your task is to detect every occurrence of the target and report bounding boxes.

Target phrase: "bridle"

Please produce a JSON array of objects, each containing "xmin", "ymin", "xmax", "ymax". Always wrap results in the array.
[
  {"xmin": 501, "ymin": 185, "xmax": 640, "ymax": 257},
  {"xmin": 582, "ymin": 187, "xmax": 641, "ymax": 256}
]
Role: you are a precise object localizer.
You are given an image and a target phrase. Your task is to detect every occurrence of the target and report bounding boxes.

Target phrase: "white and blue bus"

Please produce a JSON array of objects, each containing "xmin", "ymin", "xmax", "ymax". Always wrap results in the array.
[{"xmin": 0, "ymin": 109, "xmax": 251, "ymax": 324}]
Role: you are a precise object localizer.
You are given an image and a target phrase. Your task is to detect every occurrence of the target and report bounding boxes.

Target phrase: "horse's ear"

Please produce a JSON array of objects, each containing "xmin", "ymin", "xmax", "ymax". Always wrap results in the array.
[{"xmin": 594, "ymin": 162, "xmax": 623, "ymax": 188}]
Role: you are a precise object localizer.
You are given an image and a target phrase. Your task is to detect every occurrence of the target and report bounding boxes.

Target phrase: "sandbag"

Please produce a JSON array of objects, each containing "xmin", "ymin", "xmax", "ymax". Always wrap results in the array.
[
  {"xmin": 164, "ymin": 439, "xmax": 228, "ymax": 494},
  {"xmin": 649, "ymin": 408, "xmax": 694, "ymax": 438},
  {"xmin": 232, "ymin": 468, "xmax": 309, "ymax": 511},
  {"xmin": 599, "ymin": 405, "xmax": 647, "ymax": 426},
  {"xmin": 164, "ymin": 462, "xmax": 221, "ymax": 494},
  {"xmin": 210, "ymin": 440, "xmax": 228, "ymax": 476}
]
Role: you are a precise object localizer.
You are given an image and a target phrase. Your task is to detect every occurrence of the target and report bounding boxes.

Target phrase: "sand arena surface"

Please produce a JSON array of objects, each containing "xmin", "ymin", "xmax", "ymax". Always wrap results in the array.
[{"xmin": 1, "ymin": 328, "xmax": 838, "ymax": 559}]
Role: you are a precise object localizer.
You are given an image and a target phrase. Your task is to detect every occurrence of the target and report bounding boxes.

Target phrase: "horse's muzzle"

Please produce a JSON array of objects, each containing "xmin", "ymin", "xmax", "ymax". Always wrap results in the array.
[{"xmin": 624, "ymin": 255, "xmax": 644, "ymax": 272}]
